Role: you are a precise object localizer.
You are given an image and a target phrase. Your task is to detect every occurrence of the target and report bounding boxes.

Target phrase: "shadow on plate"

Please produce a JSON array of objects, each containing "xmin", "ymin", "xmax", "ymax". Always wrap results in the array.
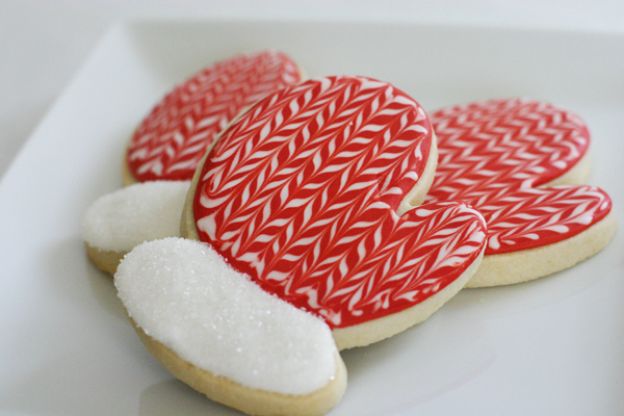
[
  {"xmin": 43, "ymin": 235, "xmax": 126, "ymax": 321},
  {"xmin": 139, "ymin": 379, "xmax": 240, "ymax": 416},
  {"xmin": 334, "ymin": 305, "xmax": 495, "ymax": 416}
]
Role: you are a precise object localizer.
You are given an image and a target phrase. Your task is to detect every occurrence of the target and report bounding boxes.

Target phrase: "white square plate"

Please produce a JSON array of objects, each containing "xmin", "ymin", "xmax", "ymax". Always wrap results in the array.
[{"xmin": 1, "ymin": 18, "xmax": 622, "ymax": 415}]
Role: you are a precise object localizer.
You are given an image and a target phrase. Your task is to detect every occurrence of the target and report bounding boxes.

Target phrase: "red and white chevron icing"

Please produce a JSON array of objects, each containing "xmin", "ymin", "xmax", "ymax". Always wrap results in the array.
[
  {"xmin": 126, "ymin": 51, "xmax": 302, "ymax": 182},
  {"xmin": 428, "ymin": 98, "xmax": 612, "ymax": 254},
  {"xmin": 193, "ymin": 76, "xmax": 487, "ymax": 328}
]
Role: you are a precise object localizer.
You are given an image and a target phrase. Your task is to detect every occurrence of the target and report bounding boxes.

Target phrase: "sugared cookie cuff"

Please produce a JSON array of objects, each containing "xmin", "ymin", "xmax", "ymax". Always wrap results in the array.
[
  {"xmin": 116, "ymin": 238, "xmax": 346, "ymax": 416},
  {"xmin": 82, "ymin": 181, "xmax": 189, "ymax": 274}
]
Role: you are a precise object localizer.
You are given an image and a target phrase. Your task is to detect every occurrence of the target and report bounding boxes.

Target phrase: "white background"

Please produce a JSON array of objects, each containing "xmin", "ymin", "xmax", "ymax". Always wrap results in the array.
[
  {"xmin": 1, "ymin": 6, "xmax": 623, "ymax": 416},
  {"xmin": 1, "ymin": 0, "xmax": 623, "ymax": 178}
]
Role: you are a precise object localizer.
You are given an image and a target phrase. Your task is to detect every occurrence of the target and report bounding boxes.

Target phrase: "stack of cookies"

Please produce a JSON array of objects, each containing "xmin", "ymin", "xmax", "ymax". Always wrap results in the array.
[{"xmin": 82, "ymin": 50, "xmax": 615, "ymax": 416}]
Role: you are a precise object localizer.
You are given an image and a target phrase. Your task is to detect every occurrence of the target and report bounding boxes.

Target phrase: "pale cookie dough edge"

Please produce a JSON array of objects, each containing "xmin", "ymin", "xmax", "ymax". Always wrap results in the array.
[
  {"xmin": 398, "ymin": 131, "xmax": 438, "ymax": 213},
  {"xmin": 544, "ymin": 150, "xmax": 591, "ymax": 187},
  {"xmin": 467, "ymin": 212, "xmax": 617, "ymax": 288},
  {"xmin": 132, "ymin": 319, "xmax": 347, "ymax": 416},
  {"xmin": 334, "ymin": 249, "xmax": 484, "ymax": 350},
  {"xmin": 121, "ymin": 153, "xmax": 137, "ymax": 186},
  {"xmin": 85, "ymin": 243, "xmax": 125, "ymax": 276}
]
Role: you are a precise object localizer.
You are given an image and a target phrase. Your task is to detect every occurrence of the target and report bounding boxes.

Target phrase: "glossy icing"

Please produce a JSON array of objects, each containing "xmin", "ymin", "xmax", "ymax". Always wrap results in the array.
[
  {"xmin": 193, "ymin": 76, "xmax": 486, "ymax": 328},
  {"xmin": 127, "ymin": 51, "xmax": 302, "ymax": 182},
  {"xmin": 428, "ymin": 98, "xmax": 612, "ymax": 254}
]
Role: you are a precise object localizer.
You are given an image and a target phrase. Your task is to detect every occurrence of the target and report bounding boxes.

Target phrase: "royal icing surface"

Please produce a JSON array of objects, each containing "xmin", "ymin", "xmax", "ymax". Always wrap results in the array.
[
  {"xmin": 193, "ymin": 76, "xmax": 486, "ymax": 328},
  {"xmin": 115, "ymin": 238, "xmax": 337, "ymax": 395},
  {"xmin": 428, "ymin": 98, "xmax": 612, "ymax": 254},
  {"xmin": 83, "ymin": 181, "xmax": 189, "ymax": 251},
  {"xmin": 127, "ymin": 51, "xmax": 302, "ymax": 182}
]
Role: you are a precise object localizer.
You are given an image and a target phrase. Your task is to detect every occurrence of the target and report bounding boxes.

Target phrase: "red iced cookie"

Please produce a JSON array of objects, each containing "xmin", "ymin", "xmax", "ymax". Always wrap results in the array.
[
  {"xmin": 428, "ymin": 98, "xmax": 615, "ymax": 287},
  {"xmin": 185, "ymin": 76, "xmax": 487, "ymax": 348},
  {"xmin": 126, "ymin": 50, "xmax": 302, "ymax": 183}
]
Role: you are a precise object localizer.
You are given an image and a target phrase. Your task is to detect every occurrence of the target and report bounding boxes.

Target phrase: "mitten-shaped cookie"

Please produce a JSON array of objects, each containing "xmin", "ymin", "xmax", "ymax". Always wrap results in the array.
[
  {"xmin": 115, "ymin": 76, "xmax": 487, "ymax": 416},
  {"xmin": 428, "ymin": 99, "xmax": 615, "ymax": 287},
  {"xmin": 115, "ymin": 77, "xmax": 486, "ymax": 415},
  {"xmin": 183, "ymin": 76, "xmax": 487, "ymax": 346}
]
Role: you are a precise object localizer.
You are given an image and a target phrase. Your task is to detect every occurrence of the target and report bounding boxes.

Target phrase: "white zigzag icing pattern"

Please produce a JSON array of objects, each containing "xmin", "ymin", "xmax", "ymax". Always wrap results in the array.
[
  {"xmin": 193, "ymin": 76, "xmax": 486, "ymax": 327},
  {"xmin": 428, "ymin": 98, "xmax": 612, "ymax": 254},
  {"xmin": 127, "ymin": 51, "xmax": 301, "ymax": 182}
]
